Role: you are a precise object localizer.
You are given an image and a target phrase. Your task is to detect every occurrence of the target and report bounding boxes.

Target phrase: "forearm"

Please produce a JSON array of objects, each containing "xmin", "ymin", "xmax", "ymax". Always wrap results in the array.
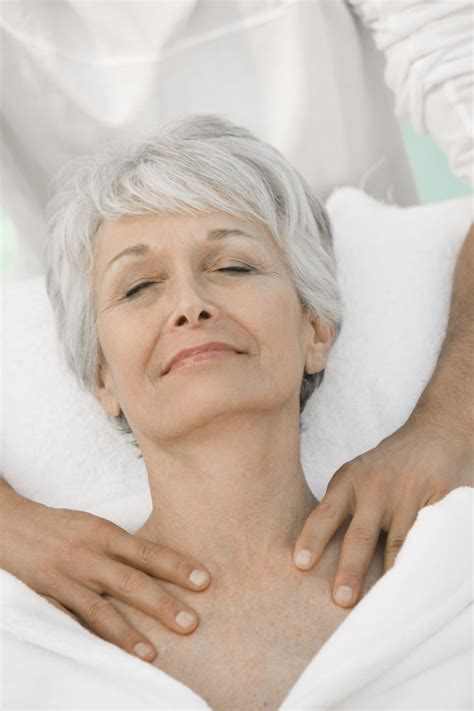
[{"xmin": 410, "ymin": 223, "xmax": 474, "ymax": 434}]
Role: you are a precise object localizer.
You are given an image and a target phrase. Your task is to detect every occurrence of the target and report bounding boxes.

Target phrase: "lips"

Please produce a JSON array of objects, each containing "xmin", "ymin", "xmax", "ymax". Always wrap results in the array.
[{"xmin": 163, "ymin": 342, "xmax": 244, "ymax": 375}]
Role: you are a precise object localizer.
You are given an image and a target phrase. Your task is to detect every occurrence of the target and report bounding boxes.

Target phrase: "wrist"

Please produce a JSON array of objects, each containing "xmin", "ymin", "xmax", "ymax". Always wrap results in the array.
[{"xmin": 407, "ymin": 388, "xmax": 474, "ymax": 437}]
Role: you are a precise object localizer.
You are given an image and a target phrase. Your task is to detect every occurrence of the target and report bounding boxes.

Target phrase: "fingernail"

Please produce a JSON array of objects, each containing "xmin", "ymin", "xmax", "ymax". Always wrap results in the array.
[
  {"xmin": 175, "ymin": 610, "xmax": 196, "ymax": 629},
  {"xmin": 294, "ymin": 549, "xmax": 312, "ymax": 567},
  {"xmin": 189, "ymin": 569, "xmax": 210, "ymax": 586},
  {"xmin": 335, "ymin": 585, "xmax": 353, "ymax": 605},
  {"xmin": 133, "ymin": 642, "xmax": 155, "ymax": 660}
]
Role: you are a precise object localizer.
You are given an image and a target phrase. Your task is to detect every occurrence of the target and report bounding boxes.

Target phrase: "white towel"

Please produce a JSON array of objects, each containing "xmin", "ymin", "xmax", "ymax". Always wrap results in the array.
[
  {"xmin": 1, "ymin": 487, "xmax": 472, "ymax": 709},
  {"xmin": 1, "ymin": 187, "xmax": 473, "ymax": 708}
]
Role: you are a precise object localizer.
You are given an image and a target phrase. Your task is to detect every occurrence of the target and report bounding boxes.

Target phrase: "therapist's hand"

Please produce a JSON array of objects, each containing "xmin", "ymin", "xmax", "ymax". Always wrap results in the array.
[
  {"xmin": 0, "ymin": 484, "xmax": 211, "ymax": 662},
  {"xmin": 292, "ymin": 418, "xmax": 473, "ymax": 608}
]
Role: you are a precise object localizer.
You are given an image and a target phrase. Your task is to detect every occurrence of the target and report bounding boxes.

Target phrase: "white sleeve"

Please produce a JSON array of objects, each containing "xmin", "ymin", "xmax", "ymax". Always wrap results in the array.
[{"xmin": 346, "ymin": 0, "xmax": 474, "ymax": 188}]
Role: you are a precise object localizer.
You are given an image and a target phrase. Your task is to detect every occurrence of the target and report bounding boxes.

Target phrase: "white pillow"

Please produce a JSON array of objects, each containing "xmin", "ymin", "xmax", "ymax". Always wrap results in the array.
[{"xmin": 2, "ymin": 187, "xmax": 472, "ymax": 532}]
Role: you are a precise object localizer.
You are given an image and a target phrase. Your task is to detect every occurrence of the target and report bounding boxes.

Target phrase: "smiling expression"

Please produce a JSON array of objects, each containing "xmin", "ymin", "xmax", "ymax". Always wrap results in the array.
[{"xmin": 91, "ymin": 211, "xmax": 329, "ymax": 442}]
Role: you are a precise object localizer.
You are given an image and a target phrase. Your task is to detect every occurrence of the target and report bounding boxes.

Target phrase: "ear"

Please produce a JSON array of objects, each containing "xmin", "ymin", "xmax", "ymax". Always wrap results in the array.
[
  {"xmin": 91, "ymin": 360, "xmax": 122, "ymax": 418},
  {"xmin": 303, "ymin": 309, "xmax": 334, "ymax": 375}
]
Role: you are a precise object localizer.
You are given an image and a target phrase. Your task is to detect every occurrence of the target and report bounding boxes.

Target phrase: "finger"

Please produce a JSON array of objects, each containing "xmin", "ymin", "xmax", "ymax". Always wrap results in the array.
[
  {"xmin": 383, "ymin": 497, "xmax": 420, "ymax": 573},
  {"xmin": 332, "ymin": 500, "xmax": 385, "ymax": 608},
  {"xmin": 293, "ymin": 483, "xmax": 352, "ymax": 570},
  {"xmin": 53, "ymin": 579, "xmax": 158, "ymax": 662},
  {"xmin": 90, "ymin": 558, "xmax": 201, "ymax": 635},
  {"xmin": 41, "ymin": 594, "xmax": 85, "ymax": 626},
  {"xmin": 102, "ymin": 527, "xmax": 211, "ymax": 592}
]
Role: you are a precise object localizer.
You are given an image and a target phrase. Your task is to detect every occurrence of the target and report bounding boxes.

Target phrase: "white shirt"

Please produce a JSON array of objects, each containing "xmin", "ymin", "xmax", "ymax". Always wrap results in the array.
[{"xmin": 0, "ymin": 0, "xmax": 472, "ymax": 281}]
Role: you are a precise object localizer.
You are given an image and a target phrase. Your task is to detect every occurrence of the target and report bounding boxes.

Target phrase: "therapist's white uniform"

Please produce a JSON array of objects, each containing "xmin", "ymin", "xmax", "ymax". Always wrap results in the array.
[
  {"xmin": 0, "ymin": 4, "xmax": 473, "ymax": 709},
  {"xmin": 0, "ymin": 0, "xmax": 472, "ymax": 281}
]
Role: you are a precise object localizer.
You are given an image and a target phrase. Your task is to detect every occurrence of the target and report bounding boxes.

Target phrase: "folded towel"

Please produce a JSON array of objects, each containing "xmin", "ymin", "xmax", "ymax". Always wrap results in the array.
[
  {"xmin": 2, "ymin": 187, "xmax": 472, "ymax": 526},
  {"xmin": 1, "ymin": 487, "xmax": 472, "ymax": 709}
]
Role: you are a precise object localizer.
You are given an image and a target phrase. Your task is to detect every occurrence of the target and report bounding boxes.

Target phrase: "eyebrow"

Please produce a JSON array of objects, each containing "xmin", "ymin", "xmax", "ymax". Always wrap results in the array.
[{"xmin": 103, "ymin": 228, "xmax": 260, "ymax": 276}]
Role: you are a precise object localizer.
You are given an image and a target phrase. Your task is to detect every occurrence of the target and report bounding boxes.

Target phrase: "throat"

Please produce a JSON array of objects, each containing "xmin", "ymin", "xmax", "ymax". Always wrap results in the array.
[{"xmin": 136, "ymin": 482, "xmax": 319, "ymax": 588}]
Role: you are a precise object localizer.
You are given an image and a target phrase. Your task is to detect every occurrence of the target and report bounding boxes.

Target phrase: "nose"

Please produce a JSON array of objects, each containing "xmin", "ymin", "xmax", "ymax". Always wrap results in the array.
[{"xmin": 166, "ymin": 273, "xmax": 220, "ymax": 329}]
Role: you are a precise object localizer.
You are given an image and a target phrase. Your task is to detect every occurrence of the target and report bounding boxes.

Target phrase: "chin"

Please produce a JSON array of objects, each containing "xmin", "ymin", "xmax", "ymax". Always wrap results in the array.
[{"xmin": 143, "ymin": 397, "xmax": 255, "ymax": 441}]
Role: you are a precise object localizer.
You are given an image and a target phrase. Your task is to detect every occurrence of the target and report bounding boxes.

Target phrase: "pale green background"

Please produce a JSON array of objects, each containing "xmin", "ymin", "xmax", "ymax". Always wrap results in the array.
[
  {"xmin": 1, "ymin": 122, "xmax": 473, "ymax": 276},
  {"xmin": 400, "ymin": 122, "xmax": 473, "ymax": 204}
]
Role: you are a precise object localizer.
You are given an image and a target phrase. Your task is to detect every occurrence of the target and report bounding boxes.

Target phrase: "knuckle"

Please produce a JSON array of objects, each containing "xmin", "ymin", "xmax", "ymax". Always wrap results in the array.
[
  {"xmin": 118, "ymin": 570, "xmax": 146, "ymax": 595},
  {"xmin": 335, "ymin": 459, "xmax": 355, "ymax": 474},
  {"xmin": 315, "ymin": 498, "xmax": 339, "ymax": 521},
  {"xmin": 385, "ymin": 534, "xmax": 405, "ymax": 556},
  {"xmin": 94, "ymin": 518, "xmax": 120, "ymax": 553},
  {"xmin": 346, "ymin": 524, "xmax": 374, "ymax": 547},
  {"xmin": 137, "ymin": 540, "xmax": 162, "ymax": 565},
  {"xmin": 85, "ymin": 598, "xmax": 114, "ymax": 625},
  {"xmin": 336, "ymin": 456, "xmax": 364, "ymax": 478},
  {"xmin": 327, "ymin": 468, "xmax": 349, "ymax": 488}
]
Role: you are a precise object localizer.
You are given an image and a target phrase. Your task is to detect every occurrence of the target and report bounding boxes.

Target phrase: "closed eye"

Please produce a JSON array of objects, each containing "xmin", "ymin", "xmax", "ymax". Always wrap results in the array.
[
  {"xmin": 125, "ymin": 281, "xmax": 158, "ymax": 298},
  {"xmin": 217, "ymin": 266, "xmax": 253, "ymax": 273},
  {"xmin": 125, "ymin": 267, "xmax": 253, "ymax": 298}
]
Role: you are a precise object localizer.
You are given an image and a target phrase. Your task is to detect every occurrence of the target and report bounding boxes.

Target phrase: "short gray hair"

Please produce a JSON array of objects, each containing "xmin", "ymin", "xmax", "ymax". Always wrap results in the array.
[{"xmin": 45, "ymin": 114, "xmax": 344, "ymax": 453}]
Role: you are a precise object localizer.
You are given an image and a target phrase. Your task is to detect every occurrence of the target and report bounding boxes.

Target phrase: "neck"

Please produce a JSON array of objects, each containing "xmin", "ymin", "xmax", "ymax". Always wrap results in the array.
[{"xmin": 136, "ymin": 409, "xmax": 318, "ymax": 587}]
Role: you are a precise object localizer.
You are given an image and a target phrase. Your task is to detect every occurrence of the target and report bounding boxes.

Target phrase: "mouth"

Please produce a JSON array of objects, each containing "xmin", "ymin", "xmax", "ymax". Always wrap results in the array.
[
  {"xmin": 163, "ymin": 342, "xmax": 245, "ymax": 375},
  {"xmin": 168, "ymin": 349, "xmax": 241, "ymax": 372}
]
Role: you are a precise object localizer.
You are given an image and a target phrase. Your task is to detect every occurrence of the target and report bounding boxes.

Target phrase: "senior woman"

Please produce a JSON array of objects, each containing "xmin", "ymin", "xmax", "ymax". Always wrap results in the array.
[
  {"xmin": 3, "ymin": 113, "xmax": 470, "ymax": 709},
  {"xmin": 38, "ymin": 112, "xmax": 387, "ymax": 708}
]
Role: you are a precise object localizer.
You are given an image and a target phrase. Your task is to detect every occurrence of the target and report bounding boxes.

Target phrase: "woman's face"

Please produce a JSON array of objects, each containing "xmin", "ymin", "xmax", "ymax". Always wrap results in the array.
[{"xmin": 92, "ymin": 211, "xmax": 332, "ymax": 441}]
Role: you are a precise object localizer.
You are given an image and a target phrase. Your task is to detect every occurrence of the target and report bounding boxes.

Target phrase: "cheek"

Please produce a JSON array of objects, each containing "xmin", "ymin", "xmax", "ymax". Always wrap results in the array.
[
  {"xmin": 251, "ymin": 288, "xmax": 304, "ymax": 373},
  {"xmin": 98, "ymin": 314, "xmax": 153, "ymax": 388}
]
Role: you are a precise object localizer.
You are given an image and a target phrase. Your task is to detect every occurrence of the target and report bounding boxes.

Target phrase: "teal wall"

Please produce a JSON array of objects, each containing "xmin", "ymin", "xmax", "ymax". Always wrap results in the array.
[
  {"xmin": 1, "ymin": 123, "xmax": 472, "ymax": 275},
  {"xmin": 400, "ymin": 121, "xmax": 473, "ymax": 204}
]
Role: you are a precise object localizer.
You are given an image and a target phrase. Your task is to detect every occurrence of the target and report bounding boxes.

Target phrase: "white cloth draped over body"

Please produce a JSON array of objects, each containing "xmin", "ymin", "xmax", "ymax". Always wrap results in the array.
[
  {"xmin": 1, "ymin": 488, "xmax": 472, "ymax": 709},
  {"xmin": 0, "ymin": 0, "xmax": 472, "ymax": 281}
]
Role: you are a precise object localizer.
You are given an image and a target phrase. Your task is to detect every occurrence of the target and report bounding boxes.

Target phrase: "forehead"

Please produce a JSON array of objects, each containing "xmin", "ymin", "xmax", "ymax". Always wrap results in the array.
[
  {"xmin": 93, "ymin": 211, "xmax": 285, "ymax": 276},
  {"xmin": 95, "ymin": 211, "xmax": 274, "ymax": 251}
]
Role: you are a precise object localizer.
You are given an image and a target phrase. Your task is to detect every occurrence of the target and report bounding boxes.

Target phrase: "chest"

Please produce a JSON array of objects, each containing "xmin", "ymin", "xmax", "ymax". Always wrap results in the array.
[
  {"xmin": 152, "ymin": 585, "xmax": 351, "ymax": 710},
  {"xmin": 106, "ymin": 535, "xmax": 384, "ymax": 710},
  {"xmin": 107, "ymin": 572, "xmax": 356, "ymax": 710}
]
